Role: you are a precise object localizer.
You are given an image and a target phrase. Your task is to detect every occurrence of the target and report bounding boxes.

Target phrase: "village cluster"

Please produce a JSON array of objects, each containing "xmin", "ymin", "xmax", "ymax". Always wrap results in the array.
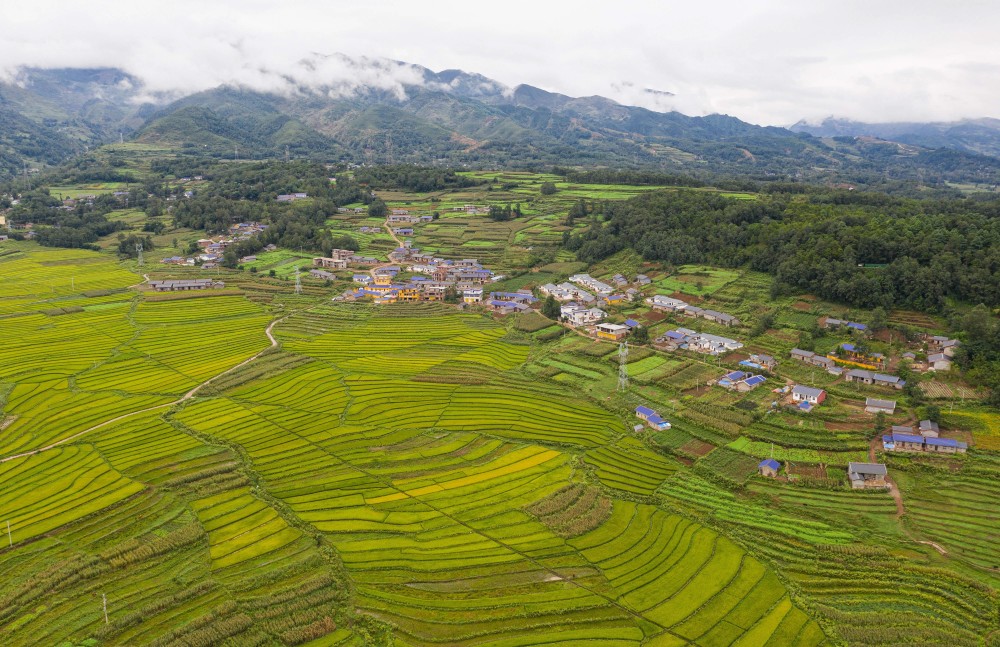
[{"xmin": 161, "ymin": 222, "xmax": 274, "ymax": 269}]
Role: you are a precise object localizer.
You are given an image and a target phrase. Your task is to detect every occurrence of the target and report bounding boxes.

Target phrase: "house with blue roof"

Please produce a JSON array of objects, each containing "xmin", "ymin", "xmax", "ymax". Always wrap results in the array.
[
  {"xmin": 624, "ymin": 319, "xmax": 640, "ymax": 329},
  {"xmin": 883, "ymin": 431, "xmax": 967, "ymax": 454},
  {"xmin": 758, "ymin": 458, "xmax": 780, "ymax": 477},
  {"xmin": 635, "ymin": 405, "xmax": 671, "ymax": 430}
]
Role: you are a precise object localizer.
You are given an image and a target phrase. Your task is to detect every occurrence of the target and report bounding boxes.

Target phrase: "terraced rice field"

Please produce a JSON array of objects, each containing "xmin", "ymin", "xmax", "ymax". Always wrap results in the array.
[{"xmin": 3, "ymin": 244, "xmax": 995, "ymax": 646}]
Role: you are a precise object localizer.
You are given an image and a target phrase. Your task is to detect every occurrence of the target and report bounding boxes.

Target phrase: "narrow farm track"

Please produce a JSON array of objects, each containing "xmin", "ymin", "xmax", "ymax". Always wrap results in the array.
[
  {"xmin": 868, "ymin": 438, "xmax": 951, "ymax": 556},
  {"xmin": 0, "ymin": 314, "xmax": 287, "ymax": 465}
]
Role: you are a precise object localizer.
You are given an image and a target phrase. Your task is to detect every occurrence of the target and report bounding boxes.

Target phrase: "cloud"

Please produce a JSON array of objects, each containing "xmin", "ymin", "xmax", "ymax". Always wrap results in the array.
[{"xmin": 0, "ymin": 0, "xmax": 998, "ymax": 125}]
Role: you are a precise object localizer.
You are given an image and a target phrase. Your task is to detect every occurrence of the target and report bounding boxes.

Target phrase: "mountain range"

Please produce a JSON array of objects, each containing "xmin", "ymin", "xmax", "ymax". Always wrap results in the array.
[{"xmin": 2, "ymin": 56, "xmax": 1000, "ymax": 187}]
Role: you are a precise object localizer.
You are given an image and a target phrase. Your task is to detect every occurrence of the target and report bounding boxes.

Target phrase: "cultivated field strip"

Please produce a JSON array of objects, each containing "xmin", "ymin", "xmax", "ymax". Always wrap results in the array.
[{"xmin": 0, "ymin": 445, "xmax": 144, "ymax": 543}]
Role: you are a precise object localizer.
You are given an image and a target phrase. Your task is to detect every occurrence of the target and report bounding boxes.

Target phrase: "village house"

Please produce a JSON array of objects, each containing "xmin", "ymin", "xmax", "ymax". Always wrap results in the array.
[
  {"xmin": 611, "ymin": 274, "xmax": 628, "ymax": 287},
  {"xmin": 569, "ymin": 273, "xmax": 614, "ymax": 295},
  {"xmin": 542, "ymin": 282, "xmax": 595, "ymax": 303},
  {"xmin": 758, "ymin": 458, "xmax": 780, "ymax": 478},
  {"xmin": 848, "ymin": 463, "xmax": 888, "ymax": 489},
  {"xmin": 603, "ymin": 294, "xmax": 627, "ymax": 306},
  {"xmin": 844, "ymin": 369, "xmax": 905, "ymax": 389},
  {"xmin": 309, "ymin": 269, "xmax": 336, "ymax": 281},
  {"xmin": 634, "ymin": 405, "xmax": 671, "ymax": 431},
  {"xmin": 918, "ymin": 420, "xmax": 940, "ymax": 437},
  {"xmin": 685, "ymin": 331, "xmax": 744, "ymax": 355},
  {"xmin": 489, "ymin": 291, "xmax": 538, "ymax": 305},
  {"xmin": 313, "ymin": 257, "xmax": 348, "ymax": 270},
  {"xmin": 821, "ymin": 317, "xmax": 868, "ymax": 332},
  {"xmin": 702, "ymin": 309, "xmax": 740, "ymax": 327},
  {"xmin": 636, "ymin": 274, "xmax": 651, "ymax": 285},
  {"xmin": 160, "ymin": 256, "xmax": 194, "ymax": 266},
  {"xmin": 352, "ymin": 274, "xmax": 372, "ymax": 285},
  {"xmin": 596, "ymin": 323, "xmax": 630, "ymax": 341},
  {"xmin": 740, "ymin": 353, "xmax": 776, "ymax": 371},
  {"xmin": 561, "ymin": 303, "xmax": 606, "ymax": 326},
  {"xmin": 882, "ymin": 431, "xmax": 966, "ymax": 454},
  {"xmin": 149, "ymin": 279, "xmax": 224, "ymax": 292},
  {"xmin": 646, "ymin": 294, "xmax": 689, "ymax": 313},
  {"xmin": 488, "ymin": 299, "xmax": 530, "ymax": 315},
  {"xmin": 792, "ymin": 385, "xmax": 826, "ymax": 412},
  {"xmin": 864, "ymin": 398, "xmax": 897, "ymax": 415},
  {"xmin": 926, "ymin": 353, "xmax": 953, "ymax": 371},
  {"xmin": 276, "ymin": 192, "xmax": 308, "ymax": 202},
  {"xmin": 718, "ymin": 371, "xmax": 766, "ymax": 392},
  {"xmin": 789, "ymin": 348, "xmax": 837, "ymax": 371},
  {"xmin": 463, "ymin": 288, "xmax": 483, "ymax": 303}
]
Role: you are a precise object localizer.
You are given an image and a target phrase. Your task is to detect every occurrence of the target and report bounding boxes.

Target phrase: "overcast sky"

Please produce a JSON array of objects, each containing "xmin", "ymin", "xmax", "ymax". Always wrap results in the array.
[{"xmin": 3, "ymin": 0, "xmax": 998, "ymax": 126}]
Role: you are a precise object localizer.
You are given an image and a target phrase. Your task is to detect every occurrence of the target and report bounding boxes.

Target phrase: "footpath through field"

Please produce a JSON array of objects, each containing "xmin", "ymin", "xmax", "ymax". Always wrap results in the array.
[{"xmin": 0, "ymin": 314, "xmax": 287, "ymax": 464}]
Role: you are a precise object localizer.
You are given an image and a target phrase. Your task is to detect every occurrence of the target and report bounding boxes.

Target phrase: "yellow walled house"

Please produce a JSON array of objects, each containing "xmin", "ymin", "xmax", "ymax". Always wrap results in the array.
[{"xmin": 596, "ymin": 323, "xmax": 630, "ymax": 341}]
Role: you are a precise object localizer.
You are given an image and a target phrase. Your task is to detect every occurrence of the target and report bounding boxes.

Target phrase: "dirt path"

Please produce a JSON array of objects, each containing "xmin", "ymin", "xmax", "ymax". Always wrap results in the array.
[
  {"xmin": 869, "ymin": 437, "xmax": 905, "ymax": 517},
  {"xmin": 0, "ymin": 316, "xmax": 286, "ymax": 465}
]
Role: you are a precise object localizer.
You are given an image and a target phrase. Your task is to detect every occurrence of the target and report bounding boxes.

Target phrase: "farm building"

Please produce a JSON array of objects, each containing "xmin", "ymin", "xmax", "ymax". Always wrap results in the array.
[
  {"xmin": 149, "ymin": 279, "xmax": 224, "ymax": 292},
  {"xmin": 758, "ymin": 459, "xmax": 780, "ymax": 478},
  {"xmin": 848, "ymin": 463, "xmax": 888, "ymax": 489},
  {"xmin": 740, "ymin": 354, "xmax": 776, "ymax": 370},
  {"xmin": 392, "ymin": 227, "xmax": 414, "ymax": 236},
  {"xmin": 792, "ymin": 385, "xmax": 826, "ymax": 406},
  {"xmin": 276, "ymin": 192, "xmax": 308, "ymax": 202},
  {"xmin": 309, "ymin": 269, "xmax": 336, "ymax": 280},
  {"xmin": 718, "ymin": 371, "xmax": 765, "ymax": 392},
  {"xmin": 624, "ymin": 319, "xmax": 641, "ymax": 330},
  {"xmin": 636, "ymin": 274, "xmax": 651, "ymax": 285},
  {"xmin": 596, "ymin": 323, "xmax": 630, "ymax": 341},
  {"xmin": 865, "ymin": 398, "xmax": 897, "ymax": 415}
]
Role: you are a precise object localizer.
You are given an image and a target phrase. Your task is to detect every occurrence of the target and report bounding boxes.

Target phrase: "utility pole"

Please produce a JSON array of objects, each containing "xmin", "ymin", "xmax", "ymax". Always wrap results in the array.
[
  {"xmin": 102, "ymin": 593, "xmax": 109, "ymax": 624},
  {"xmin": 294, "ymin": 267, "xmax": 302, "ymax": 295},
  {"xmin": 235, "ymin": 145, "xmax": 239, "ymax": 161},
  {"xmin": 135, "ymin": 242, "xmax": 144, "ymax": 267}
]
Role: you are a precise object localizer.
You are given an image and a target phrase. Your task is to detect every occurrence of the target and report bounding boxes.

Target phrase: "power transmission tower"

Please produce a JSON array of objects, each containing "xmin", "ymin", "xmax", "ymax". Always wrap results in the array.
[
  {"xmin": 135, "ymin": 243, "xmax": 144, "ymax": 267},
  {"xmin": 617, "ymin": 341, "xmax": 629, "ymax": 391},
  {"xmin": 294, "ymin": 267, "xmax": 302, "ymax": 295}
]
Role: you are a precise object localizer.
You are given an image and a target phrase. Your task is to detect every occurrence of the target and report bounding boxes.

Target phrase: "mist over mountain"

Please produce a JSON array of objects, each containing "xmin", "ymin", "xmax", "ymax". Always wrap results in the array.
[
  {"xmin": 790, "ymin": 117, "xmax": 1000, "ymax": 160},
  {"xmin": 3, "ymin": 55, "xmax": 1000, "ymax": 188}
]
